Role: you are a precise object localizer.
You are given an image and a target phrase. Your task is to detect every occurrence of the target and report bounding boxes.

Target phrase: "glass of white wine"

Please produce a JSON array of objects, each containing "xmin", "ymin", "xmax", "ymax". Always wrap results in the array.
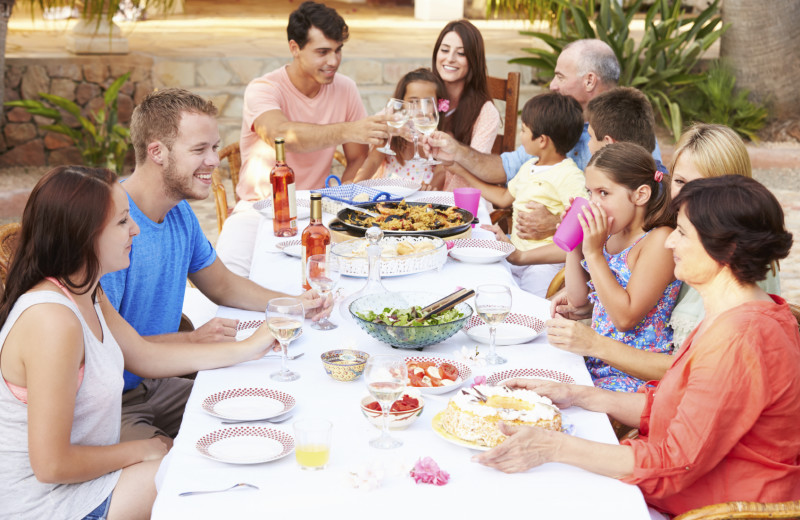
[
  {"xmin": 475, "ymin": 284, "xmax": 512, "ymax": 365},
  {"xmin": 267, "ymin": 297, "xmax": 304, "ymax": 381},
  {"xmin": 411, "ymin": 97, "xmax": 441, "ymax": 165},
  {"xmin": 364, "ymin": 355, "xmax": 407, "ymax": 449},
  {"xmin": 307, "ymin": 254, "xmax": 340, "ymax": 331},
  {"xmin": 376, "ymin": 98, "xmax": 409, "ymax": 155}
]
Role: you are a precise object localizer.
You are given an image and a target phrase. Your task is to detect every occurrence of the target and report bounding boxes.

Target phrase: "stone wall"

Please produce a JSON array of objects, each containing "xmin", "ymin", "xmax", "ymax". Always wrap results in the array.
[{"xmin": 1, "ymin": 54, "xmax": 154, "ymax": 169}]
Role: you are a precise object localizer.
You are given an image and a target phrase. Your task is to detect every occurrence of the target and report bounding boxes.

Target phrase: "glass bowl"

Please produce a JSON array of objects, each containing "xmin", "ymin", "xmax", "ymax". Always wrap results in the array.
[{"xmin": 349, "ymin": 291, "xmax": 473, "ymax": 350}]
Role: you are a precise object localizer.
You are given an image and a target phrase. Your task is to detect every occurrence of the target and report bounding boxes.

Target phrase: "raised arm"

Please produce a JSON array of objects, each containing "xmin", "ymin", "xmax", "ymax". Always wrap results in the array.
[
  {"xmin": 427, "ymin": 131, "xmax": 507, "ymax": 184},
  {"xmin": 340, "ymin": 141, "xmax": 369, "ymax": 183},
  {"xmin": 254, "ymin": 109, "xmax": 388, "ymax": 153}
]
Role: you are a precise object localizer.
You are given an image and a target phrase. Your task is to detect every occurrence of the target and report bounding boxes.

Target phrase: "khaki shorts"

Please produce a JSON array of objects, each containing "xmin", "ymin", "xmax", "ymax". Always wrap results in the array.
[{"xmin": 120, "ymin": 377, "xmax": 194, "ymax": 441}]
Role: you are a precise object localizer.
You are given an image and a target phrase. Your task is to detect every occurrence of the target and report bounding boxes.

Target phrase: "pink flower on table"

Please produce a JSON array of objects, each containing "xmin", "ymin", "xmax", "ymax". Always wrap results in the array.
[
  {"xmin": 410, "ymin": 457, "xmax": 450, "ymax": 485},
  {"xmin": 438, "ymin": 99, "xmax": 450, "ymax": 113},
  {"xmin": 471, "ymin": 375, "xmax": 487, "ymax": 388}
]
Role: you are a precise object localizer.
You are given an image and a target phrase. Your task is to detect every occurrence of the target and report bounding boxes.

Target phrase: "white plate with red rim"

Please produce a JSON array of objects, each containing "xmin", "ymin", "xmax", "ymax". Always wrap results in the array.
[
  {"xmin": 196, "ymin": 426, "xmax": 295, "ymax": 464},
  {"xmin": 462, "ymin": 313, "xmax": 545, "ymax": 345},
  {"xmin": 413, "ymin": 194, "xmax": 454, "ymax": 207},
  {"xmin": 254, "ymin": 196, "xmax": 311, "ymax": 220},
  {"xmin": 201, "ymin": 387, "xmax": 296, "ymax": 421},
  {"xmin": 404, "ymin": 355, "xmax": 472, "ymax": 395},
  {"xmin": 358, "ymin": 178, "xmax": 421, "ymax": 199},
  {"xmin": 448, "ymin": 239, "xmax": 515, "ymax": 264},
  {"xmin": 486, "ymin": 368, "xmax": 575, "ymax": 386},
  {"xmin": 275, "ymin": 239, "xmax": 302, "ymax": 258}
]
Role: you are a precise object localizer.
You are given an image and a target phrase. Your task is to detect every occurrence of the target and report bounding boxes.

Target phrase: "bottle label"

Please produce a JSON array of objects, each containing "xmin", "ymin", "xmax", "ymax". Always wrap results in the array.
[{"xmin": 288, "ymin": 183, "xmax": 297, "ymax": 220}]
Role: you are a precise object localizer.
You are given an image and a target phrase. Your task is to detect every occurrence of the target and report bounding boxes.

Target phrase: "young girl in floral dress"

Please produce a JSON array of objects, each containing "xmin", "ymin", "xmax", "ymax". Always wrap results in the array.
[{"xmin": 565, "ymin": 142, "xmax": 681, "ymax": 392}]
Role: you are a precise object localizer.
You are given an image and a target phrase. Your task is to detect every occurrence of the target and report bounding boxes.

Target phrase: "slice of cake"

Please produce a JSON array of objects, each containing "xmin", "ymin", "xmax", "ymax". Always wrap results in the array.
[{"xmin": 439, "ymin": 385, "xmax": 561, "ymax": 447}]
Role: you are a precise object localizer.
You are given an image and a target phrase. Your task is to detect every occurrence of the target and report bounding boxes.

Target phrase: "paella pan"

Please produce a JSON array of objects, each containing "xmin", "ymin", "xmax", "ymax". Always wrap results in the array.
[{"xmin": 331, "ymin": 201, "xmax": 474, "ymax": 238}]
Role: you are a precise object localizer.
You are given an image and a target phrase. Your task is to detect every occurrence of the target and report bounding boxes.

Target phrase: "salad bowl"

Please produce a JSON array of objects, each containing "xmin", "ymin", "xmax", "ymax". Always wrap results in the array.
[{"xmin": 349, "ymin": 291, "xmax": 473, "ymax": 350}]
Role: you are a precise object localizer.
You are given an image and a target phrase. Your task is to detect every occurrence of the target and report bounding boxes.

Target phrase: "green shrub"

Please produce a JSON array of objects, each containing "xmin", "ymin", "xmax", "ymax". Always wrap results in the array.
[
  {"xmin": 509, "ymin": 0, "xmax": 728, "ymax": 139},
  {"xmin": 678, "ymin": 61, "xmax": 768, "ymax": 142},
  {"xmin": 5, "ymin": 73, "xmax": 131, "ymax": 174}
]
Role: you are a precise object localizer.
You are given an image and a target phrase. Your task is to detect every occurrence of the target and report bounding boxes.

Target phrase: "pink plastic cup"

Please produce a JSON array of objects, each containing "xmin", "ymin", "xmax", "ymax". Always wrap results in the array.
[
  {"xmin": 553, "ymin": 197, "xmax": 591, "ymax": 252},
  {"xmin": 453, "ymin": 187, "xmax": 481, "ymax": 226}
]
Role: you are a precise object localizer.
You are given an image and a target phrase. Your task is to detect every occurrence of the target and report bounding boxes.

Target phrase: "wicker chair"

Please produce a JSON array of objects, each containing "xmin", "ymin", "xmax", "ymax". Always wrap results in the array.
[
  {"xmin": 0, "ymin": 222, "xmax": 21, "ymax": 290},
  {"xmin": 211, "ymin": 142, "xmax": 242, "ymax": 234},
  {"xmin": 673, "ymin": 500, "xmax": 800, "ymax": 520}
]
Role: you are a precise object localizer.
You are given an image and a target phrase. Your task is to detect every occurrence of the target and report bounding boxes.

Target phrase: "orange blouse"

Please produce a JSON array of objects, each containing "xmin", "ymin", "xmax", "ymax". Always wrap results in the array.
[{"xmin": 622, "ymin": 295, "xmax": 800, "ymax": 516}]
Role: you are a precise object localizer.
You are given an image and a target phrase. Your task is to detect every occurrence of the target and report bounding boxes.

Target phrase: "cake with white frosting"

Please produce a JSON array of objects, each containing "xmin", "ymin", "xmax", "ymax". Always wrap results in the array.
[{"xmin": 439, "ymin": 385, "xmax": 561, "ymax": 447}]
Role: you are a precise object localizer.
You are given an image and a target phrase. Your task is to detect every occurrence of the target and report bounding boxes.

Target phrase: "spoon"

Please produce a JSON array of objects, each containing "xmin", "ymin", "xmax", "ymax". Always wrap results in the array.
[{"xmin": 179, "ymin": 482, "xmax": 259, "ymax": 497}]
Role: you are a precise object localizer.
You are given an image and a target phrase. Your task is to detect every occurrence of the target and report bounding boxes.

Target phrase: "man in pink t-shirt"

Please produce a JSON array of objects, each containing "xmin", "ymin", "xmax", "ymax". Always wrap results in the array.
[{"xmin": 217, "ymin": 1, "xmax": 389, "ymax": 276}]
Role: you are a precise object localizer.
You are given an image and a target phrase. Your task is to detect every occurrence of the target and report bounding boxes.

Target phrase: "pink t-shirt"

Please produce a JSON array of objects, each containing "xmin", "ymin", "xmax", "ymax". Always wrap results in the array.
[
  {"xmin": 443, "ymin": 100, "xmax": 500, "ymax": 191},
  {"xmin": 237, "ymin": 66, "xmax": 368, "ymax": 200}
]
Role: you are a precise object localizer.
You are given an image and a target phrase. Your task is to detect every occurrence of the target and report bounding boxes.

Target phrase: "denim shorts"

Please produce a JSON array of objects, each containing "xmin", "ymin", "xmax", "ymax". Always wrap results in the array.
[{"xmin": 83, "ymin": 494, "xmax": 112, "ymax": 520}]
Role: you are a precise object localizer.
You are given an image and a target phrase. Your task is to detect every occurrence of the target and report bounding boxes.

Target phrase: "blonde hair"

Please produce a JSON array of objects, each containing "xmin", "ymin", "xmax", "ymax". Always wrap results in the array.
[{"xmin": 670, "ymin": 123, "xmax": 751, "ymax": 179}]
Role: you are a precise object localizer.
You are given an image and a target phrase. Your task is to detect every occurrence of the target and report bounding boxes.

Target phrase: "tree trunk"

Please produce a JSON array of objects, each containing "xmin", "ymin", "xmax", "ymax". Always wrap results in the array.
[
  {"xmin": 720, "ymin": 0, "xmax": 800, "ymax": 117},
  {"xmin": 0, "ymin": 0, "xmax": 16, "ymax": 122}
]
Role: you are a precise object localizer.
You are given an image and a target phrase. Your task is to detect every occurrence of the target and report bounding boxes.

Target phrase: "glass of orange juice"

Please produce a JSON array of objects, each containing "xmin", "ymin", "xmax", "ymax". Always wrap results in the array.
[{"xmin": 293, "ymin": 418, "xmax": 332, "ymax": 470}]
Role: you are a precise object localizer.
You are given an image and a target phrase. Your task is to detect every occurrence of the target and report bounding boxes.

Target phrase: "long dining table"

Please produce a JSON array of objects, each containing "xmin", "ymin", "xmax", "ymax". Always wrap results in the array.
[{"xmin": 151, "ymin": 191, "xmax": 650, "ymax": 519}]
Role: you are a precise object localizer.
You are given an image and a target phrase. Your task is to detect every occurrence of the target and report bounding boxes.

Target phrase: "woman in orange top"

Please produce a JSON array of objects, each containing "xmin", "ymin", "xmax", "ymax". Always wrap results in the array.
[{"xmin": 475, "ymin": 175, "xmax": 800, "ymax": 517}]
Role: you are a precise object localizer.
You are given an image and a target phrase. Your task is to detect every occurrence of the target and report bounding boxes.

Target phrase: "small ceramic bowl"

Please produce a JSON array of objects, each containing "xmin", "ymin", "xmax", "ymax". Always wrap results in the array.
[
  {"xmin": 360, "ymin": 391, "xmax": 424, "ymax": 430},
  {"xmin": 320, "ymin": 349, "xmax": 369, "ymax": 382}
]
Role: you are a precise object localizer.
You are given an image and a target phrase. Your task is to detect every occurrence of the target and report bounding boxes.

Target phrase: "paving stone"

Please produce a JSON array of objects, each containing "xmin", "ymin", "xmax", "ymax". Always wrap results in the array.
[
  {"xmin": 46, "ymin": 63, "xmax": 82, "ymax": 81},
  {"xmin": 20, "ymin": 65, "xmax": 49, "ymax": 101},
  {"xmin": 76, "ymin": 82, "xmax": 102, "ymax": 106},
  {"xmin": 206, "ymin": 93, "xmax": 230, "ymax": 114},
  {"xmin": 117, "ymin": 93, "xmax": 134, "ymax": 124},
  {"xmin": 83, "ymin": 62, "xmax": 110, "ymax": 84},
  {"xmin": 338, "ymin": 59, "xmax": 383, "ymax": 86},
  {"xmin": 50, "ymin": 78, "xmax": 77, "ymax": 101},
  {"xmin": 4, "ymin": 123, "xmax": 37, "ymax": 147},
  {"xmin": 48, "ymin": 146, "xmax": 84, "ymax": 166},
  {"xmin": 5, "ymin": 66, "xmax": 23, "ymax": 90},
  {"xmin": 44, "ymin": 132, "xmax": 73, "ymax": 150},
  {"xmin": 134, "ymin": 79, "xmax": 154, "ymax": 105},
  {"xmin": 383, "ymin": 60, "xmax": 428, "ymax": 86},
  {"xmin": 6, "ymin": 107, "xmax": 32, "ymax": 123},
  {"xmin": 227, "ymin": 60, "xmax": 265, "ymax": 85},
  {"xmin": 220, "ymin": 95, "xmax": 243, "ymax": 119},
  {"xmin": 0, "ymin": 140, "xmax": 45, "ymax": 167},
  {"xmin": 153, "ymin": 61, "xmax": 196, "ymax": 88},
  {"xmin": 197, "ymin": 60, "xmax": 233, "ymax": 87}
]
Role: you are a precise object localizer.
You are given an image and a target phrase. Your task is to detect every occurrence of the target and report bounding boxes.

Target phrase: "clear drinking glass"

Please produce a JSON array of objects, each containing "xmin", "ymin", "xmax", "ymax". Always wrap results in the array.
[
  {"xmin": 411, "ymin": 97, "xmax": 441, "ymax": 165},
  {"xmin": 267, "ymin": 297, "xmax": 304, "ymax": 381},
  {"xmin": 376, "ymin": 98, "xmax": 409, "ymax": 155},
  {"xmin": 306, "ymin": 254, "xmax": 340, "ymax": 330},
  {"xmin": 294, "ymin": 418, "xmax": 332, "ymax": 470},
  {"xmin": 364, "ymin": 355, "xmax": 406, "ymax": 449},
  {"xmin": 475, "ymin": 284, "xmax": 512, "ymax": 365}
]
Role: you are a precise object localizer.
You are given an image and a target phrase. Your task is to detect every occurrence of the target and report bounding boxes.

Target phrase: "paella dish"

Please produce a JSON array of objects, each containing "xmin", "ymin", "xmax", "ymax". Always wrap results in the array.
[{"xmin": 344, "ymin": 201, "xmax": 467, "ymax": 232}]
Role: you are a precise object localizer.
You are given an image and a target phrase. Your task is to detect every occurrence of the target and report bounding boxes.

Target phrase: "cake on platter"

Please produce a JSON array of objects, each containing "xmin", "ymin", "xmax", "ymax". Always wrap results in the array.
[{"xmin": 439, "ymin": 385, "xmax": 561, "ymax": 448}]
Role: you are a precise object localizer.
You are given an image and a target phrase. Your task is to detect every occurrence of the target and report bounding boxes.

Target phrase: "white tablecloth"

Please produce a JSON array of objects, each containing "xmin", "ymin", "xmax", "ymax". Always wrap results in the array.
[{"xmin": 152, "ymin": 192, "xmax": 649, "ymax": 519}]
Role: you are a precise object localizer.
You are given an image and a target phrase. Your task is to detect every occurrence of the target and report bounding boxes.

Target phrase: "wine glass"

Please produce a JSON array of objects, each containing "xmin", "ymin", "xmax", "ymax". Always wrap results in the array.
[
  {"xmin": 475, "ymin": 284, "xmax": 512, "ymax": 365},
  {"xmin": 267, "ymin": 297, "xmax": 305, "ymax": 381},
  {"xmin": 364, "ymin": 355, "xmax": 407, "ymax": 449},
  {"xmin": 376, "ymin": 98, "xmax": 409, "ymax": 155},
  {"xmin": 411, "ymin": 97, "xmax": 441, "ymax": 165},
  {"xmin": 306, "ymin": 254, "xmax": 340, "ymax": 331}
]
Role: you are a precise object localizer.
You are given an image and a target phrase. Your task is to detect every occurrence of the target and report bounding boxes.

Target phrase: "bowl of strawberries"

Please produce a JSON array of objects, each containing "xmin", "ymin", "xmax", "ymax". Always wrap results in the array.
[{"xmin": 360, "ymin": 389, "xmax": 424, "ymax": 430}]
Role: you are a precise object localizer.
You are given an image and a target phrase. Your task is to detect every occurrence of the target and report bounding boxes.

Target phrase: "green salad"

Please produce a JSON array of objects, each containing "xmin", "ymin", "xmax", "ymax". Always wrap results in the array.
[{"xmin": 356, "ymin": 306, "xmax": 464, "ymax": 327}]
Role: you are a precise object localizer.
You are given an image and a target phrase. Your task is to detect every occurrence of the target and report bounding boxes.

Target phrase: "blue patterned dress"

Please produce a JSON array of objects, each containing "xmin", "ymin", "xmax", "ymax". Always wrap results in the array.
[{"xmin": 582, "ymin": 231, "xmax": 682, "ymax": 392}]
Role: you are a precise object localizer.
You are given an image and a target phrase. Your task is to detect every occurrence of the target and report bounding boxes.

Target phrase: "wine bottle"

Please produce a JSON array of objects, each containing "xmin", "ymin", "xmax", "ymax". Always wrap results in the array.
[
  {"xmin": 270, "ymin": 137, "xmax": 297, "ymax": 237},
  {"xmin": 301, "ymin": 192, "xmax": 331, "ymax": 290}
]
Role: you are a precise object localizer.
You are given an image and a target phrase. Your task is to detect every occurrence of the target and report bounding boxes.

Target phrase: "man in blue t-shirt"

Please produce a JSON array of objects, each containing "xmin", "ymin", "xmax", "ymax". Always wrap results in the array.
[
  {"xmin": 428, "ymin": 39, "xmax": 663, "ymax": 241},
  {"xmin": 101, "ymin": 89, "xmax": 326, "ymax": 445}
]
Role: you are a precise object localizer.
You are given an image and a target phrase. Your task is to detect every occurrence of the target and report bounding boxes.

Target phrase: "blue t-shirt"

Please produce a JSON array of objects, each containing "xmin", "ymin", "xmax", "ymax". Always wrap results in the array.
[
  {"xmin": 502, "ymin": 123, "xmax": 665, "ymax": 181},
  {"xmin": 101, "ymin": 193, "xmax": 216, "ymax": 391}
]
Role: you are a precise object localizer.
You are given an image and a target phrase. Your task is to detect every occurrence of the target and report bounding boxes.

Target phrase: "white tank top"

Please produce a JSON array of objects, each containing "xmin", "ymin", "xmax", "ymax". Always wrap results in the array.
[{"xmin": 0, "ymin": 290, "xmax": 124, "ymax": 519}]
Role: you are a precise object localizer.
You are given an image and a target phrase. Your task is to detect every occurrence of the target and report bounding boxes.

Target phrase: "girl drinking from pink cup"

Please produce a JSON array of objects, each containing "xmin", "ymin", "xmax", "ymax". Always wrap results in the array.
[
  {"xmin": 565, "ymin": 142, "xmax": 680, "ymax": 392},
  {"xmin": 353, "ymin": 68, "xmax": 446, "ymax": 185}
]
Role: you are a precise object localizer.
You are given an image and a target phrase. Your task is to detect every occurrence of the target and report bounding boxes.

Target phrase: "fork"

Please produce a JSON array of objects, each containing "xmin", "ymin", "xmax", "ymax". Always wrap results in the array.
[
  {"xmin": 264, "ymin": 352, "xmax": 305, "ymax": 360},
  {"xmin": 179, "ymin": 482, "xmax": 259, "ymax": 497}
]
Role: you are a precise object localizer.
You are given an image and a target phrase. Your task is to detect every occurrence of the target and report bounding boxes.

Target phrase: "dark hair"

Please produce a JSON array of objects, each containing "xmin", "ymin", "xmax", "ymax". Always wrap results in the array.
[
  {"xmin": 672, "ymin": 175, "xmax": 792, "ymax": 284},
  {"xmin": 521, "ymin": 92, "xmax": 584, "ymax": 156},
  {"xmin": 432, "ymin": 20, "xmax": 493, "ymax": 145},
  {"xmin": 130, "ymin": 88, "xmax": 218, "ymax": 165},
  {"xmin": 389, "ymin": 68, "xmax": 446, "ymax": 160},
  {"xmin": 0, "ymin": 166, "xmax": 117, "ymax": 328},
  {"xmin": 287, "ymin": 1, "xmax": 349, "ymax": 49},
  {"xmin": 587, "ymin": 142, "xmax": 673, "ymax": 231},
  {"xmin": 586, "ymin": 87, "xmax": 656, "ymax": 152}
]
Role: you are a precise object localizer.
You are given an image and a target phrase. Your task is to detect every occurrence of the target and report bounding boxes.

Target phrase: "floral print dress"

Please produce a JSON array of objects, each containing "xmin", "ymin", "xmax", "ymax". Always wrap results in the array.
[{"xmin": 582, "ymin": 231, "xmax": 682, "ymax": 392}]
